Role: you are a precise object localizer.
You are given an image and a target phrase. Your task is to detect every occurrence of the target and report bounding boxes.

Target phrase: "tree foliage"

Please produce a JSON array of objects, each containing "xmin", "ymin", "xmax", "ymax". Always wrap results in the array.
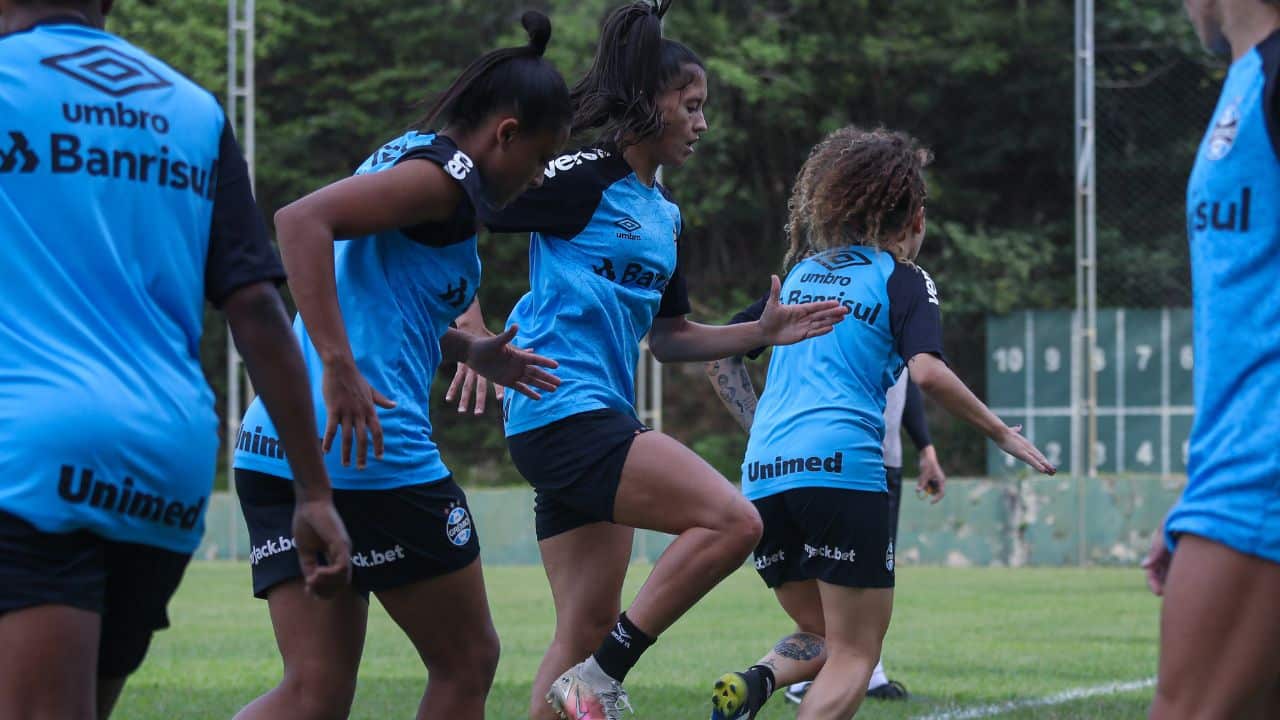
[{"xmin": 108, "ymin": 0, "xmax": 1214, "ymax": 481}]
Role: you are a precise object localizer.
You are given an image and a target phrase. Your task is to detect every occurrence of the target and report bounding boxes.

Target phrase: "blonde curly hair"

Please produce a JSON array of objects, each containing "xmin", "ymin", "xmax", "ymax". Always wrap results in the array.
[{"xmin": 784, "ymin": 126, "xmax": 933, "ymax": 272}]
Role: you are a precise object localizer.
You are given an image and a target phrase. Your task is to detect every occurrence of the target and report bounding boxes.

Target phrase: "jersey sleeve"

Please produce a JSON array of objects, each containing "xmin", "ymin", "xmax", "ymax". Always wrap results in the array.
[
  {"xmin": 656, "ymin": 264, "xmax": 691, "ymax": 318},
  {"xmin": 1259, "ymin": 29, "xmax": 1280, "ymax": 160},
  {"xmin": 396, "ymin": 140, "xmax": 486, "ymax": 209},
  {"xmin": 902, "ymin": 378, "xmax": 933, "ymax": 450},
  {"xmin": 728, "ymin": 293, "xmax": 769, "ymax": 360},
  {"xmin": 394, "ymin": 139, "xmax": 486, "ymax": 245},
  {"xmin": 205, "ymin": 118, "xmax": 285, "ymax": 307},
  {"xmin": 887, "ymin": 262, "xmax": 946, "ymax": 364},
  {"xmin": 482, "ymin": 148, "xmax": 618, "ymax": 239}
]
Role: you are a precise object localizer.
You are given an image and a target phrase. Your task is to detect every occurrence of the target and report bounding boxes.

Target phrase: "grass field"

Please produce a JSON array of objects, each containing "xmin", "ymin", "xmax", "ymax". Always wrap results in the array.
[{"xmin": 115, "ymin": 563, "xmax": 1160, "ymax": 719}]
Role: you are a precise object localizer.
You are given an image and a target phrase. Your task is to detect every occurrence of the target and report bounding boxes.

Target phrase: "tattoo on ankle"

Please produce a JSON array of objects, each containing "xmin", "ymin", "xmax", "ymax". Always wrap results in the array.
[{"xmin": 772, "ymin": 633, "xmax": 824, "ymax": 661}]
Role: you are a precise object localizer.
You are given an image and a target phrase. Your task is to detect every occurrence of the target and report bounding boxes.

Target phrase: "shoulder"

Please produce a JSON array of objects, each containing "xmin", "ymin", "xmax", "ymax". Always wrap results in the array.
[
  {"xmin": 95, "ymin": 34, "xmax": 225, "ymax": 120},
  {"xmin": 541, "ymin": 146, "xmax": 631, "ymax": 191},
  {"xmin": 888, "ymin": 260, "xmax": 940, "ymax": 306},
  {"xmin": 1257, "ymin": 29, "xmax": 1280, "ymax": 159},
  {"xmin": 386, "ymin": 132, "xmax": 483, "ymax": 205}
]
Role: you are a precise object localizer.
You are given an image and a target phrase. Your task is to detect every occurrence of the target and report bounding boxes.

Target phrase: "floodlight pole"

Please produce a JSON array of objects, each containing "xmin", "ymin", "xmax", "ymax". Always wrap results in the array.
[
  {"xmin": 1073, "ymin": 0, "xmax": 1098, "ymax": 566},
  {"xmin": 226, "ymin": 0, "xmax": 255, "ymax": 560}
]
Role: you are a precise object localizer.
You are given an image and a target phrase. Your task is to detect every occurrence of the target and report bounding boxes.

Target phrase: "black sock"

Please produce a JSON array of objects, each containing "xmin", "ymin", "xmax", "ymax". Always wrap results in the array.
[
  {"xmin": 743, "ymin": 664, "xmax": 776, "ymax": 707},
  {"xmin": 591, "ymin": 612, "xmax": 655, "ymax": 683}
]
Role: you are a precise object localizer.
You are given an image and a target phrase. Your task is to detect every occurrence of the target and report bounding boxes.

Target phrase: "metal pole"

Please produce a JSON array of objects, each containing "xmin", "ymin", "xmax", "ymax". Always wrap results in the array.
[
  {"xmin": 226, "ymin": 0, "xmax": 255, "ymax": 560},
  {"xmin": 1074, "ymin": 0, "xmax": 1098, "ymax": 566}
]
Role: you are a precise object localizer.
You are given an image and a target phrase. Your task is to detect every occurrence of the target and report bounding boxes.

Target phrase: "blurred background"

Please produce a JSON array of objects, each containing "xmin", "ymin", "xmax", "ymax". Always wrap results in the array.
[{"xmin": 108, "ymin": 0, "xmax": 1220, "ymax": 566}]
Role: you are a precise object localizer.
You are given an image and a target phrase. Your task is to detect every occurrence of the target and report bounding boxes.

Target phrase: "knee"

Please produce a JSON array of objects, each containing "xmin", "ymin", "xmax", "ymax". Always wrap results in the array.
[
  {"xmin": 722, "ymin": 500, "xmax": 763, "ymax": 557},
  {"xmin": 429, "ymin": 625, "xmax": 500, "ymax": 696},
  {"xmin": 279, "ymin": 668, "xmax": 357, "ymax": 720},
  {"xmin": 472, "ymin": 625, "xmax": 501, "ymax": 683}
]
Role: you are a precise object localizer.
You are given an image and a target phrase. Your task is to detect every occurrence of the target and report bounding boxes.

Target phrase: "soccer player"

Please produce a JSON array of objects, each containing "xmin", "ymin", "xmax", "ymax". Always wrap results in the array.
[
  {"xmin": 1141, "ymin": 1, "xmax": 1280, "ymax": 718},
  {"xmin": 706, "ymin": 361, "xmax": 945, "ymax": 704},
  {"xmin": 228, "ymin": 14, "xmax": 571, "ymax": 720},
  {"xmin": 703, "ymin": 126, "xmax": 1054, "ymax": 720},
  {"xmin": 0, "ymin": 1, "xmax": 353, "ymax": 718},
  {"xmin": 450, "ymin": 3, "xmax": 849, "ymax": 718}
]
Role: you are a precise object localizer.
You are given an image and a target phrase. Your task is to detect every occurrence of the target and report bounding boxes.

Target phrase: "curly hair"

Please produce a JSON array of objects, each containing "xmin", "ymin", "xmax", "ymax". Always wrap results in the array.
[{"xmin": 784, "ymin": 126, "xmax": 933, "ymax": 272}]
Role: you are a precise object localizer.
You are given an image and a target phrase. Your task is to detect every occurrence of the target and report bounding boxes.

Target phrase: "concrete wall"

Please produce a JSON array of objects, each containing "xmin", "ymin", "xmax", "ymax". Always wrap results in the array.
[{"xmin": 196, "ymin": 475, "xmax": 1185, "ymax": 566}]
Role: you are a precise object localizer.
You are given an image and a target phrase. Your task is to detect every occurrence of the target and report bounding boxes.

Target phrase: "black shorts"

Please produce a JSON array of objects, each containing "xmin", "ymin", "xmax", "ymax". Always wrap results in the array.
[
  {"xmin": 751, "ymin": 487, "xmax": 895, "ymax": 589},
  {"xmin": 506, "ymin": 409, "xmax": 650, "ymax": 541},
  {"xmin": 885, "ymin": 466, "xmax": 903, "ymax": 543},
  {"xmin": 0, "ymin": 509, "xmax": 191, "ymax": 677},
  {"xmin": 236, "ymin": 470, "xmax": 480, "ymax": 598}
]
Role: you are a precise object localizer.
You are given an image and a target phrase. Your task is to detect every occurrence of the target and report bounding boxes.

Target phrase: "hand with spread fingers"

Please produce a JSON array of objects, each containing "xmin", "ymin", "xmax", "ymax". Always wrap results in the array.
[{"xmin": 756, "ymin": 274, "xmax": 850, "ymax": 346}]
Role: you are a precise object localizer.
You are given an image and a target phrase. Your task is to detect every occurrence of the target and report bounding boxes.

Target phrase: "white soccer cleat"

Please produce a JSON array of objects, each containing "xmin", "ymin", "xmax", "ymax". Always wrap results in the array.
[{"xmin": 546, "ymin": 658, "xmax": 633, "ymax": 720}]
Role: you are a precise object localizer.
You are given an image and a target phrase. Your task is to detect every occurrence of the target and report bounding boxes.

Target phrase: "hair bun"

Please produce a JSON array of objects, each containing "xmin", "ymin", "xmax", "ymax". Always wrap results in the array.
[{"xmin": 522, "ymin": 11, "xmax": 552, "ymax": 57}]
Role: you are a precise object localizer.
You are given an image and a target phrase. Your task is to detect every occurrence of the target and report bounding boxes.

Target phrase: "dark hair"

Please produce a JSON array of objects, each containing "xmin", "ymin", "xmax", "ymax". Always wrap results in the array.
[
  {"xmin": 785, "ymin": 127, "xmax": 933, "ymax": 270},
  {"xmin": 570, "ymin": 1, "xmax": 705, "ymax": 147},
  {"xmin": 419, "ymin": 11, "xmax": 572, "ymax": 135}
]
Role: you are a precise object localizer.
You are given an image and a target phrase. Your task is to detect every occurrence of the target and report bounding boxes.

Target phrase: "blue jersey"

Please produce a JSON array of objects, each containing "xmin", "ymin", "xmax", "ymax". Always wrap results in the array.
[
  {"xmin": 233, "ymin": 132, "xmax": 483, "ymax": 490},
  {"xmin": 735, "ymin": 249, "xmax": 943, "ymax": 500},
  {"xmin": 0, "ymin": 19, "xmax": 284, "ymax": 552},
  {"xmin": 1166, "ymin": 31, "xmax": 1280, "ymax": 563},
  {"xmin": 485, "ymin": 148, "xmax": 691, "ymax": 435}
]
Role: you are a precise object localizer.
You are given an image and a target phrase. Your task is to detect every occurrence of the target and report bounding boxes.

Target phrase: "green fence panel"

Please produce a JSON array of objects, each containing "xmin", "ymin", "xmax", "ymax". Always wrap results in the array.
[{"xmin": 197, "ymin": 478, "xmax": 1184, "ymax": 567}]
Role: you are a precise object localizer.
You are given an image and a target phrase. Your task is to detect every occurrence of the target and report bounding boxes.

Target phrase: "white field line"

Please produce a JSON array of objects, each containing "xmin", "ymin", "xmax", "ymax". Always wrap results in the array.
[{"xmin": 911, "ymin": 678, "xmax": 1157, "ymax": 720}]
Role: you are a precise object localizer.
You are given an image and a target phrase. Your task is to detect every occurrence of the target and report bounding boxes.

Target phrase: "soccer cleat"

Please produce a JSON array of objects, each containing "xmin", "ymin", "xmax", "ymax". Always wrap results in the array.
[
  {"xmin": 783, "ymin": 681, "xmax": 810, "ymax": 704},
  {"xmin": 710, "ymin": 671, "xmax": 763, "ymax": 720},
  {"xmin": 546, "ymin": 660, "xmax": 633, "ymax": 720},
  {"xmin": 867, "ymin": 679, "xmax": 909, "ymax": 700}
]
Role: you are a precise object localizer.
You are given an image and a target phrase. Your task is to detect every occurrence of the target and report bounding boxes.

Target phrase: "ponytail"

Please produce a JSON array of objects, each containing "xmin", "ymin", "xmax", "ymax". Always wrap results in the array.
[
  {"xmin": 570, "ymin": 1, "xmax": 704, "ymax": 147},
  {"xmin": 419, "ymin": 11, "xmax": 571, "ymax": 135}
]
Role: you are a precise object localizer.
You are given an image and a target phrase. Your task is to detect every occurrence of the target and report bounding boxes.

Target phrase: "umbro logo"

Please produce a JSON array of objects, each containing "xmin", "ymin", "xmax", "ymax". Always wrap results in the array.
[
  {"xmin": 614, "ymin": 216, "xmax": 643, "ymax": 240},
  {"xmin": 41, "ymin": 46, "xmax": 172, "ymax": 98},
  {"xmin": 813, "ymin": 249, "xmax": 871, "ymax": 271}
]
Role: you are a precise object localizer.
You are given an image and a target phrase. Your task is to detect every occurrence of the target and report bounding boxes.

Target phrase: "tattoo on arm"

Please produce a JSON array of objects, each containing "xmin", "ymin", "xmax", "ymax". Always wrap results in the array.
[
  {"xmin": 704, "ymin": 357, "xmax": 758, "ymax": 432},
  {"xmin": 772, "ymin": 632, "xmax": 825, "ymax": 661}
]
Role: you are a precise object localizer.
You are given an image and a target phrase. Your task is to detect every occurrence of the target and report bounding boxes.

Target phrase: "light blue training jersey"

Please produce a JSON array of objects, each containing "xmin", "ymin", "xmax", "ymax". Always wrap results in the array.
[
  {"xmin": 0, "ymin": 19, "xmax": 283, "ymax": 552},
  {"xmin": 234, "ymin": 132, "xmax": 482, "ymax": 490},
  {"xmin": 484, "ymin": 148, "xmax": 691, "ymax": 435},
  {"xmin": 1166, "ymin": 31, "xmax": 1280, "ymax": 563},
  {"xmin": 739, "ymin": 249, "xmax": 943, "ymax": 500}
]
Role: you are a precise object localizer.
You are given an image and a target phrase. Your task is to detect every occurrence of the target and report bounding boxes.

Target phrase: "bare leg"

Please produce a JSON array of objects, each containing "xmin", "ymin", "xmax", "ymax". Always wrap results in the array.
[
  {"xmin": 529, "ymin": 522, "xmax": 633, "ymax": 720},
  {"xmin": 0, "ymin": 604, "xmax": 99, "ymax": 720},
  {"xmin": 1151, "ymin": 534, "xmax": 1280, "ymax": 720},
  {"xmin": 233, "ymin": 580, "xmax": 368, "ymax": 720},
  {"xmin": 377, "ymin": 559, "xmax": 500, "ymax": 720},
  {"xmin": 613, "ymin": 431, "xmax": 763, "ymax": 637},
  {"xmin": 796, "ymin": 583, "xmax": 892, "ymax": 720},
  {"xmin": 756, "ymin": 581, "xmax": 828, "ymax": 686}
]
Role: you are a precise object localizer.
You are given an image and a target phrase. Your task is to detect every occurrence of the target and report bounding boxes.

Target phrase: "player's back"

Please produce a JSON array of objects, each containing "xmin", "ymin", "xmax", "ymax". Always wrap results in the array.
[
  {"xmin": 743, "ymin": 248, "xmax": 940, "ymax": 501},
  {"xmin": 0, "ymin": 19, "xmax": 227, "ymax": 552}
]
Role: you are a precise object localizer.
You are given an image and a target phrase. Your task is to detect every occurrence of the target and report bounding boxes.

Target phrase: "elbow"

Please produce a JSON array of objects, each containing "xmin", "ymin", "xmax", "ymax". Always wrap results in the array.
[
  {"xmin": 909, "ymin": 355, "xmax": 944, "ymax": 394},
  {"xmin": 648, "ymin": 338, "xmax": 675, "ymax": 364},
  {"xmin": 272, "ymin": 202, "xmax": 309, "ymax": 258}
]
